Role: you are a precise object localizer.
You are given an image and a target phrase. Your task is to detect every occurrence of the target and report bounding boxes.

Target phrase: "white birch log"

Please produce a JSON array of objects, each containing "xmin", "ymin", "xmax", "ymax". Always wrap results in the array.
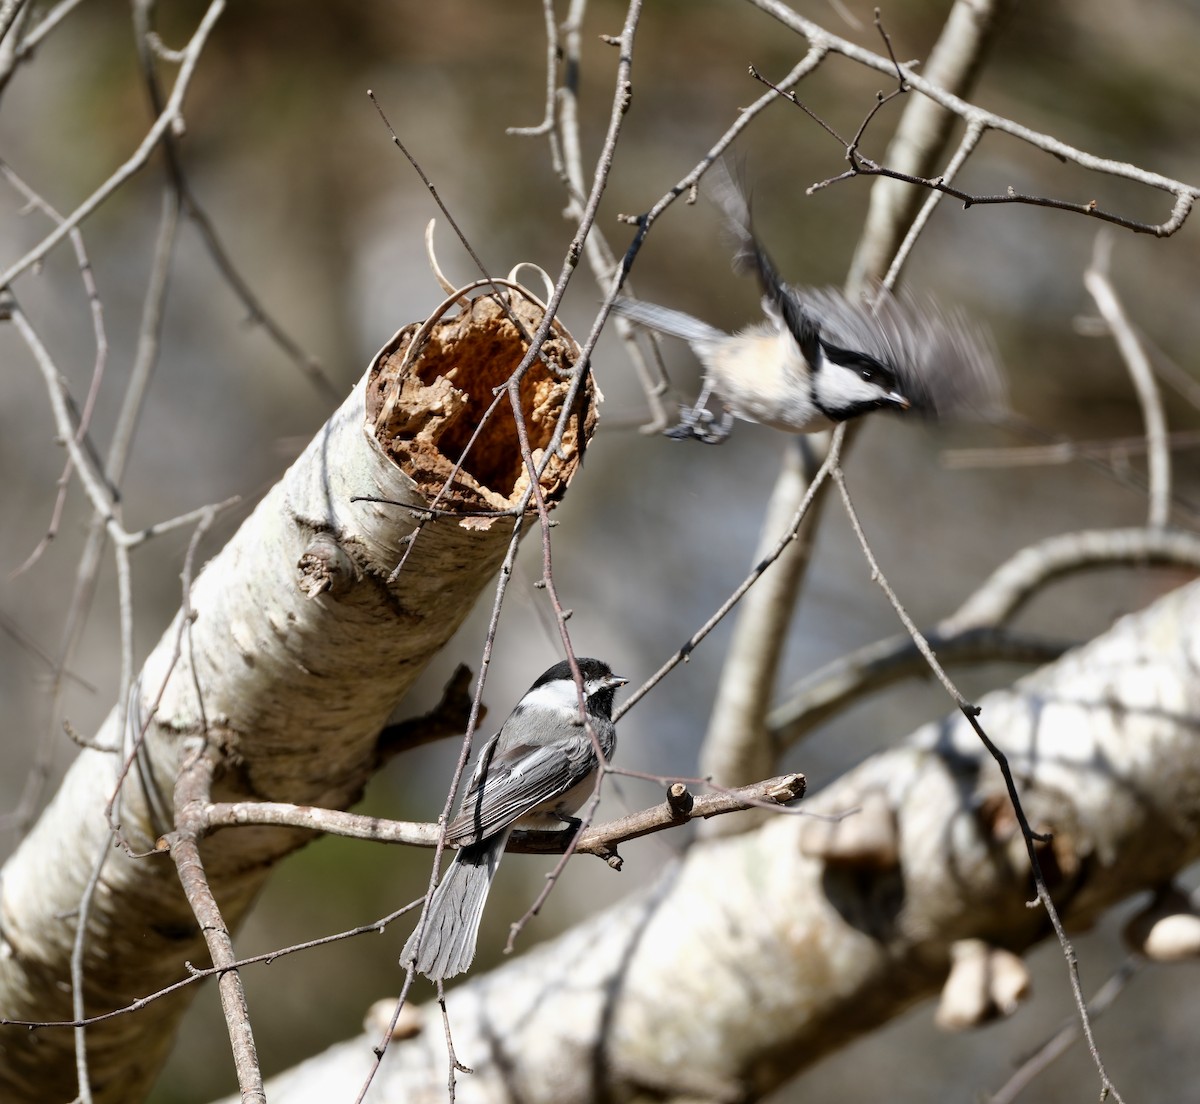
[{"xmin": 0, "ymin": 290, "xmax": 593, "ymax": 1103}]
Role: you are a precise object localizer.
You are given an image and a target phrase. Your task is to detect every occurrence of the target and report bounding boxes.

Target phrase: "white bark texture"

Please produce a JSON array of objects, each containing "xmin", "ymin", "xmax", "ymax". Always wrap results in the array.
[
  {"xmin": 0, "ymin": 293, "xmax": 593, "ymax": 1102},
  {"xmin": 252, "ymin": 579, "xmax": 1200, "ymax": 1104}
]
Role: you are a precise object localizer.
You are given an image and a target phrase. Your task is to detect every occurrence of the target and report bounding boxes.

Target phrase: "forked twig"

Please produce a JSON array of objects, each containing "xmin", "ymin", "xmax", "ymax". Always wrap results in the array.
[{"xmin": 745, "ymin": 0, "xmax": 1197, "ymax": 237}]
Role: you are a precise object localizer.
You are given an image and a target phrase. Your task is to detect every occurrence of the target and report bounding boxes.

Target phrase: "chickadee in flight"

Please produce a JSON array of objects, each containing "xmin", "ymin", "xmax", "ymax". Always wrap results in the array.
[
  {"xmin": 614, "ymin": 172, "xmax": 1003, "ymax": 443},
  {"xmin": 402, "ymin": 658, "xmax": 627, "ymax": 981}
]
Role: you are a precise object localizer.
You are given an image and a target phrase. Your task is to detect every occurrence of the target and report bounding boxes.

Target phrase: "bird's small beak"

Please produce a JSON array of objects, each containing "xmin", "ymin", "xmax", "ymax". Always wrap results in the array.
[
  {"xmin": 889, "ymin": 391, "xmax": 911, "ymax": 410},
  {"xmin": 611, "ymin": 674, "xmax": 629, "ymax": 688}
]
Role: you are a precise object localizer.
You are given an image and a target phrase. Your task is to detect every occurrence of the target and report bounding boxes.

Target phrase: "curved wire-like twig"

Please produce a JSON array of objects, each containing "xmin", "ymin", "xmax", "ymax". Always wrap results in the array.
[{"xmin": 1084, "ymin": 235, "xmax": 1171, "ymax": 528}]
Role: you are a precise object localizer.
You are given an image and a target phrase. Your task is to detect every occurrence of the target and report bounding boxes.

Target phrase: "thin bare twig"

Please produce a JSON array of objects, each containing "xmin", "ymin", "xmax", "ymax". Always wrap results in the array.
[
  {"xmin": 882, "ymin": 119, "xmax": 985, "ymax": 291},
  {"xmin": 662, "ymin": 2, "xmax": 1015, "ymax": 812},
  {"xmin": 437, "ymin": 985, "xmax": 471, "ymax": 1100},
  {"xmin": 987, "ymin": 959, "xmax": 1140, "ymax": 1104},
  {"xmin": 0, "ymin": 0, "xmax": 88, "ymax": 93},
  {"xmin": 855, "ymin": 0, "xmax": 1017, "ymax": 289},
  {"xmin": 0, "ymin": 159, "xmax": 109, "ymax": 579},
  {"xmin": 202, "ymin": 774, "xmax": 805, "ymax": 860},
  {"xmin": 4, "ymin": 9, "xmax": 215, "ymax": 835},
  {"xmin": 501, "ymin": 383, "xmax": 615, "ymax": 947},
  {"xmin": 506, "ymin": 0, "xmax": 560, "ymax": 139},
  {"xmin": 555, "ymin": 0, "xmax": 674, "ymax": 432},
  {"xmin": 0, "ymin": 0, "xmax": 27, "ymax": 46},
  {"xmin": 4, "ymin": 303, "xmax": 128, "ymax": 832},
  {"xmin": 514, "ymin": 774, "xmax": 807, "ymax": 858},
  {"xmin": 104, "ymin": 181, "xmax": 184, "ymax": 844},
  {"xmin": 14, "ymin": 0, "xmax": 86, "ymax": 56},
  {"xmin": 8, "ymin": 306, "xmax": 122, "ymax": 533},
  {"xmin": 616, "ymin": 430, "xmax": 843, "ymax": 722},
  {"xmin": 0, "ymin": 0, "xmax": 30, "ymax": 93},
  {"xmin": 355, "ymin": 520, "xmax": 525, "ymax": 1102},
  {"xmin": 401, "ymin": 0, "xmax": 653, "ymax": 976},
  {"xmin": 354, "ymin": 960, "xmax": 422, "ymax": 1104},
  {"xmin": 379, "ymin": 0, "xmax": 656, "ymax": 977},
  {"xmin": 368, "ymin": 90, "xmax": 541, "ymax": 356},
  {"xmin": 70, "ymin": 838, "xmax": 112, "ymax": 1104},
  {"xmin": 131, "ymin": 0, "xmax": 339, "ymax": 401},
  {"xmin": 700, "ymin": 438, "xmax": 828, "ymax": 794},
  {"xmin": 944, "ymin": 414, "xmax": 1200, "ymax": 524},
  {"xmin": 3, "ymin": 902, "xmax": 424, "ymax": 1031},
  {"xmin": 0, "ymin": 616, "xmax": 94, "ymax": 692},
  {"xmin": 946, "ymin": 528, "xmax": 1200, "ymax": 634}
]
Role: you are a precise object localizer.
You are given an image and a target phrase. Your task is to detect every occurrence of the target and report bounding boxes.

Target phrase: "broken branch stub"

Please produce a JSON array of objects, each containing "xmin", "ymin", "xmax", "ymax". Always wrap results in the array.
[{"xmin": 366, "ymin": 284, "xmax": 594, "ymax": 524}]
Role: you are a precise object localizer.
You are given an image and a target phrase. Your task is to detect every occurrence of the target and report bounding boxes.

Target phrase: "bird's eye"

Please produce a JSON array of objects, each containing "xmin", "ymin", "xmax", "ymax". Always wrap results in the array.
[{"xmin": 861, "ymin": 368, "xmax": 878, "ymax": 384}]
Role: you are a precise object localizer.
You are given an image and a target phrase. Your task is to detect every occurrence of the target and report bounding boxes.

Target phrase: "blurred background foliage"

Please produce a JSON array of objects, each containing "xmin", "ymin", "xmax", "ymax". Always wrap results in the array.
[{"xmin": 1, "ymin": 1, "xmax": 1198, "ymax": 1101}]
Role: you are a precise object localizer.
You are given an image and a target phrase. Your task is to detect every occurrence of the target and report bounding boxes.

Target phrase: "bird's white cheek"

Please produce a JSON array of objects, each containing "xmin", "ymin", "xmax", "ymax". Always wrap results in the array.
[
  {"xmin": 518, "ymin": 680, "xmax": 583, "ymax": 715},
  {"xmin": 817, "ymin": 370, "xmax": 893, "ymax": 409}
]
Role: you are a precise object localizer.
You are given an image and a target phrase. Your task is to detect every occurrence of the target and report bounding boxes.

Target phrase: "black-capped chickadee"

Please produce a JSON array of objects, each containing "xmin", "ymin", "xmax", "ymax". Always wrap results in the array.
[
  {"xmin": 614, "ymin": 173, "xmax": 1003, "ymax": 443},
  {"xmin": 402, "ymin": 657, "xmax": 627, "ymax": 981}
]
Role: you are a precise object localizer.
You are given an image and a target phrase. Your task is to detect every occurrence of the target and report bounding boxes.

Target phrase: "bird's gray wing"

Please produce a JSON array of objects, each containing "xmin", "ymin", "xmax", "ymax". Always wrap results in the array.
[
  {"xmin": 707, "ymin": 159, "xmax": 822, "ymax": 362},
  {"xmin": 445, "ymin": 737, "xmax": 590, "ymax": 843},
  {"xmin": 794, "ymin": 285, "xmax": 1006, "ymax": 419}
]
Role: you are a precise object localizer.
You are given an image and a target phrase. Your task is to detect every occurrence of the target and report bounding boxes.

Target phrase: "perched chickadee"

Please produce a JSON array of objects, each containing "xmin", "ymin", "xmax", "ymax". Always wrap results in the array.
[
  {"xmin": 613, "ymin": 174, "xmax": 1003, "ymax": 443},
  {"xmin": 402, "ymin": 658, "xmax": 627, "ymax": 981}
]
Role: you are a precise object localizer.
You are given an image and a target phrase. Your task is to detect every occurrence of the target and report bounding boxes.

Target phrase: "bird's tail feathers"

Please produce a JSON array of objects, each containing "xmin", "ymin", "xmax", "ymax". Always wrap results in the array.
[
  {"xmin": 611, "ymin": 298, "xmax": 726, "ymax": 347},
  {"xmin": 401, "ymin": 833, "xmax": 507, "ymax": 981}
]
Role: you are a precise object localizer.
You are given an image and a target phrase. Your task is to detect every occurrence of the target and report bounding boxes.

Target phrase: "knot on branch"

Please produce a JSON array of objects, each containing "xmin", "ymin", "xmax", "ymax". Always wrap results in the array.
[{"xmin": 297, "ymin": 533, "xmax": 359, "ymax": 599}]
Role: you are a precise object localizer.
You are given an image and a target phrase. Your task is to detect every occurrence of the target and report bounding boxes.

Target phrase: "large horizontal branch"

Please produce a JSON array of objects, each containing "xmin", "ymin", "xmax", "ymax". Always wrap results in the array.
[{"xmin": 249, "ymin": 579, "xmax": 1200, "ymax": 1104}]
